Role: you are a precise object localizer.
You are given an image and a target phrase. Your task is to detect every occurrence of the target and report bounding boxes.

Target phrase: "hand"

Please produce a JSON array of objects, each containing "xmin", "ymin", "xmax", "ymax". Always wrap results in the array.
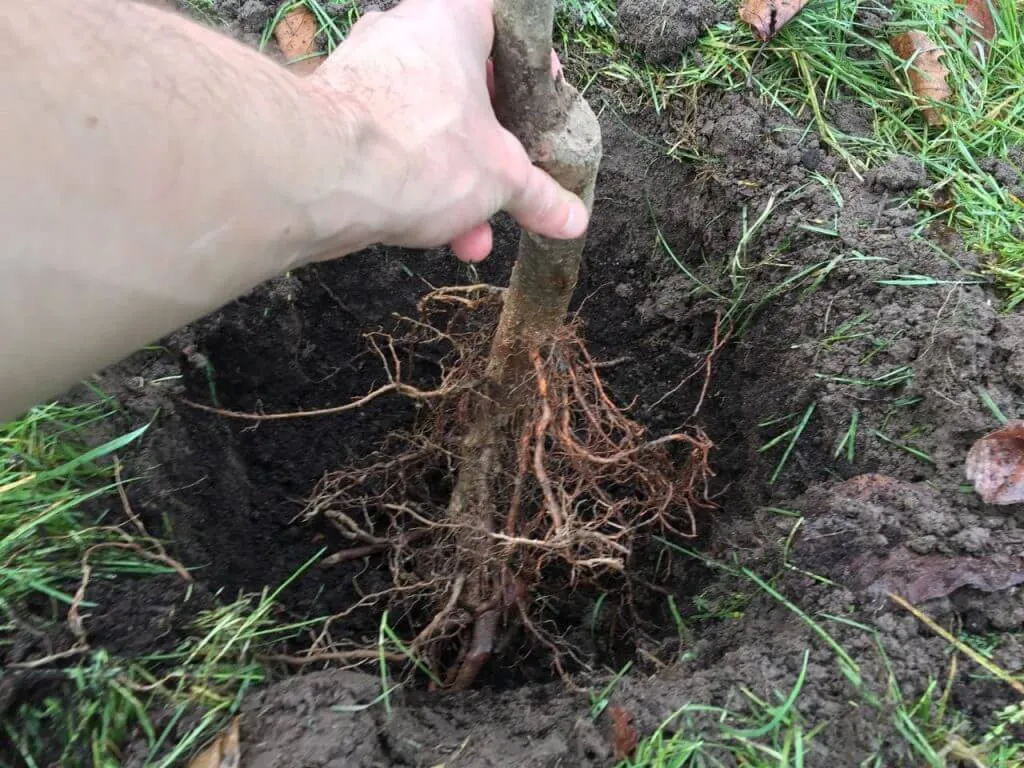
[{"xmin": 307, "ymin": 0, "xmax": 589, "ymax": 263}]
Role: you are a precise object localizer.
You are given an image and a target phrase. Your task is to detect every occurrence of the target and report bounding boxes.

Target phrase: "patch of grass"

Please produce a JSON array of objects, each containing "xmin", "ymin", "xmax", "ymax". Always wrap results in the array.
[
  {"xmin": 0, "ymin": 399, "xmax": 324, "ymax": 766},
  {"xmin": 179, "ymin": 0, "xmax": 220, "ymax": 24},
  {"xmin": 622, "ymin": 551, "xmax": 1024, "ymax": 767},
  {"xmin": 624, "ymin": 653, "xmax": 813, "ymax": 766},
  {"xmin": 8, "ymin": 585, "xmax": 317, "ymax": 768},
  {"xmin": 558, "ymin": 0, "xmax": 1024, "ymax": 307},
  {"xmin": 1, "ymin": 400, "xmax": 153, "ymax": 614}
]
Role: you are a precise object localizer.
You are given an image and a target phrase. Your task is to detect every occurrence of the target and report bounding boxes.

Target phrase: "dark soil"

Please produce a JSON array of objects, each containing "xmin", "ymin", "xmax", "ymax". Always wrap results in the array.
[
  {"xmin": 616, "ymin": 0, "xmax": 729, "ymax": 65},
  {"xmin": 7, "ymin": 0, "xmax": 1024, "ymax": 765}
]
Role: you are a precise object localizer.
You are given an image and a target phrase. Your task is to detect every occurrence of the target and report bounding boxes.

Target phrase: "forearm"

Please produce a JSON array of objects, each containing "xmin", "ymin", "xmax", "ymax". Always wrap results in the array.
[{"xmin": 0, "ymin": 0, "xmax": 365, "ymax": 418}]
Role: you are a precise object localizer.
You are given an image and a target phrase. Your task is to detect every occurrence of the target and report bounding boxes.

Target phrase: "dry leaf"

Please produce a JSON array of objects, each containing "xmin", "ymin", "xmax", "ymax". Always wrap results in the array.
[
  {"xmin": 966, "ymin": 420, "xmax": 1024, "ymax": 504},
  {"xmin": 187, "ymin": 717, "xmax": 240, "ymax": 768},
  {"xmin": 890, "ymin": 31, "xmax": 951, "ymax": 126},
  {"xmin": 959, "ymin": 0, "xmax": 997, "ymax": 44},
  {"xmin": 273, "ymin": 6, "xmax": 321, "ymax": 76},
  {"xmin": 851, "ymin": 549, "xmax": 1024, "ymax": 603},
  {"xmin": 608, "ymin": 705, "xmax": 639, "ymax": 761},
  {"xmin": 739, "ymin": 0, "xmax": 810, "ymax": 41}
]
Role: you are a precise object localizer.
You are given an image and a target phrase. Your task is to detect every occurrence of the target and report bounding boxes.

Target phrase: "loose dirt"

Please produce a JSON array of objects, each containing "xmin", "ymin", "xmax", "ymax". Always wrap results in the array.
[{"xmin": 10, "ymin": 0, "xmax": 1024, "ymax": 765}]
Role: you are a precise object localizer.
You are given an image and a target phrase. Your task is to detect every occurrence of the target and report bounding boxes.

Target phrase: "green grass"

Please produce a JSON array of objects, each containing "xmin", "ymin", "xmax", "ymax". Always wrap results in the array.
[
  {"xmin": 628, "ymin": 540, "xmax": 1024, "ymax": 767},
  {"xmin": 1, "ymin": 398, "xmax": 154, "ymax": 617},
  {"xmin": 758, "ymin": 402, "xmax": 816, "ymax": 484},
  {"xmin": 557, "ymin": 0, "xmax": 1024, "ymax": 307},
  {"xmin": 0, "ymin": 400, "xmax": 323, "ymax": 767}
]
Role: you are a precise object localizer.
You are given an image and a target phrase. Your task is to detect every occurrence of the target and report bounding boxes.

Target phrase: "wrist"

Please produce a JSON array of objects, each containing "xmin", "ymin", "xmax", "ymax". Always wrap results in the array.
[{"xmin": 289, "ymin": 75, "xmax": 398, "ymax": 263}]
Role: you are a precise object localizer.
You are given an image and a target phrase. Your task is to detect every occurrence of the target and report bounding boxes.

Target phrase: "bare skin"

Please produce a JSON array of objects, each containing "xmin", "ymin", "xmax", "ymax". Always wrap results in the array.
[{"xmin": 0, "ymin": 0, "xmax": 588, "ymax": 420}]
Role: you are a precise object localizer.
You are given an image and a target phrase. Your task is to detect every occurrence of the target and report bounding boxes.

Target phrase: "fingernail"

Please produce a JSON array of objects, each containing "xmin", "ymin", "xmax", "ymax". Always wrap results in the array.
[{"xmin": 561, "ymin": 200, "xmax": 587, "ymax": 238}]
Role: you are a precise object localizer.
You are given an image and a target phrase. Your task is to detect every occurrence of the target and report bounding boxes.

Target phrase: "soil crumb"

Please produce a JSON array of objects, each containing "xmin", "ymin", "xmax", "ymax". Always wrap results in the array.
[{"xmin": 616, "ymin": 0, "xmax": 728, "ymax": 64}]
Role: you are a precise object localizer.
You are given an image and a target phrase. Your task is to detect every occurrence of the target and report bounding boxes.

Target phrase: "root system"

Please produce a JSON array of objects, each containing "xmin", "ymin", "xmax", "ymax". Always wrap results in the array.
[{"xmin": 303, "ymin": 286, "xmax": 715, "ymax": 687}]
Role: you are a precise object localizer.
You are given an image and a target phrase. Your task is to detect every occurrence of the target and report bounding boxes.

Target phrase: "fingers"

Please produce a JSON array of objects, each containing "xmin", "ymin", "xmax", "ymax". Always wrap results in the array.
[
  {"xmin": 506, "ymin": 165, "xmax": 589, "ymax": 240},
  {"xmin": 500, "ymin": 132, "xmax": 589, "ymax": 240},
  {"xmin": 449, "ymin": 221, "xmax": 494, "ymax": 263}
]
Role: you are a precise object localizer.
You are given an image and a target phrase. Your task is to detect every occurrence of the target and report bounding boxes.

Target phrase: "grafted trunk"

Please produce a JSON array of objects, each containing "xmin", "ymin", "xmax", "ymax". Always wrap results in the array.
[
  {"xmin": 488, "ymin": 0, "xmax": 602, "ymax": 386},
  {"xmin": 444, "ymin": 0, "xmax": 601, "ymax": 689}
]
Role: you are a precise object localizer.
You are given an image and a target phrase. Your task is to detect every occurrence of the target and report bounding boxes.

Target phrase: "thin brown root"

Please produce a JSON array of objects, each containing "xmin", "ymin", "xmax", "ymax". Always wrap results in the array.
[
  {"xmin": 181, "ymin": 381, "xmax": 455, "ymax": 422},
  {"xmin": 6, "ymin": 646, "xmax": 89, "ymax": 670},
  {"xmin": 411, "ymin": 573, "xmax": 466, "ymax": 653}
]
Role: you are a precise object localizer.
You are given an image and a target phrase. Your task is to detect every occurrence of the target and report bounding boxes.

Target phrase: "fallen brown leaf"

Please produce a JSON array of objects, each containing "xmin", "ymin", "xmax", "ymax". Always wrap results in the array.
[
  {"xmin": 739, "ymin": 0, "xmax": 810, "ymax": 41},
  {"xmin": 851, "ymin": 549, "xmax": 1024, "ymax": 603},
  {"xmin": 273, "ymin": 5, "xmax": 322, "ymax": 76},
  {"xmin": 958, "ymin": 0, "xmax": 997, "ymax": 44},
  {"xmin": 187, "ymin": 717, "xmax": 240, "ymax": 768},
  {"xmin": 966, "ymin": 420, "xmax": 1024, "ymax": 504},
  {"xmin": 890, "ymin": 31, "xmax": 952, "ymax": 126},
  {"xmin": 608, "ymin": 705, "xmax": 639, "ymax": 761}
]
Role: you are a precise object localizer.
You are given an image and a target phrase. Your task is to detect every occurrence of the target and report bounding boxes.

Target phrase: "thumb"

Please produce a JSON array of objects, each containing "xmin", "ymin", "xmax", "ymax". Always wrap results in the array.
[{"xmin": 501, "ymin": 135, "xmax": 590, "ymax": 241}]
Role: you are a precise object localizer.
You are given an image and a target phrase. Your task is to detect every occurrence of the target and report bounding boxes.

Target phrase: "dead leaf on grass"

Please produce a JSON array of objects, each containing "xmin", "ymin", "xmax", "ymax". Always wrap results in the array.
[
  {"xmin": 273, "ymin": 5, "xmax": 322, "ymax": 76},
  {"xmin": 739, "ymin": 0, "xmax": 809, "ymax": 41},
  {"xmin": 890, "ymin": 31, "xmax": 951, "ymax": 126},
  {"xmin": 966, "ymin": 420, "xmax": 1024, "ymax": 504},
  {"xmin": 958, "ymin": 0, "xmax": 997, "ymax": 44},
  {"xmin": 187, "ymin": 717, "xmax": 240, "ymax": 768}
]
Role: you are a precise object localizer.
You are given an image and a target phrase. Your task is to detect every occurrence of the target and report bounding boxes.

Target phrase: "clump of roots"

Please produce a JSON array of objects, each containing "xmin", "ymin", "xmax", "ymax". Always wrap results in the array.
[{"xmin": 302, "ymin": 285, "xmax": 714, "ymax": 687}]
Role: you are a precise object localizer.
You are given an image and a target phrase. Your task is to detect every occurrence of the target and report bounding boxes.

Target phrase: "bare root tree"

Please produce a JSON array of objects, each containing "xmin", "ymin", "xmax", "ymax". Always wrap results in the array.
[
  {"xmin": 297, "ymin": 0, "xmax": 717, "ymax": 689},
  {"xmin": 442, "ymin": 0, "xmax": 603, "ymax": 689}
]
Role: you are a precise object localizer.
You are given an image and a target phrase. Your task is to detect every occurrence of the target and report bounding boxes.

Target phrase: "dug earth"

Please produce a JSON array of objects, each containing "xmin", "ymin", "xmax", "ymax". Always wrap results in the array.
[{"xmin": 62, "ymin": 0, "xmax": 1024, "ymax": 765}]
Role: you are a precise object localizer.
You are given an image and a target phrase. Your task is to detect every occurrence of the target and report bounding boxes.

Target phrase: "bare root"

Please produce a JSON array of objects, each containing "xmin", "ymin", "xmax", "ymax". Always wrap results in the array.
[{"xmin": 303, "ymin": 286, "xmax": 716, "ymax": 688}]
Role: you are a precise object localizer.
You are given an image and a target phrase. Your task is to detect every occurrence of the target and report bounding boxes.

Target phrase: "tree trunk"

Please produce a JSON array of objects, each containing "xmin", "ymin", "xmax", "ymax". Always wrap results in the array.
[{"xmin": 445, "ymin": 0, "xmax": 601, "ymax": 689}]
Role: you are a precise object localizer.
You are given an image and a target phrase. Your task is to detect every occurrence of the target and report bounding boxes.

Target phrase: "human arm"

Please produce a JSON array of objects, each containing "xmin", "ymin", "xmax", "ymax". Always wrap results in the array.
[{"xmin": 0, "ymin": 0, "xmax": 588, "ymax": 420}]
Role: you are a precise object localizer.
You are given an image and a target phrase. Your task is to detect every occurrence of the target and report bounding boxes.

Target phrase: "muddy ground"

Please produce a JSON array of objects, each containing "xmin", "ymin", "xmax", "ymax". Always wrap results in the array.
[{"xmin": 8, "ymin": 0, "xmax": 1024, "ymax": 765}]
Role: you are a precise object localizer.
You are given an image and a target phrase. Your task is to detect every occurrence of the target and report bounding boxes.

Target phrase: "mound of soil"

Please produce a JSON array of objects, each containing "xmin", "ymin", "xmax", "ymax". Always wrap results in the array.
[
  {"xmin": 616, "ymin": 0, "xmax": 729, "ymax": 64},
  {"xmin": 15, "ymin": 0, "xmax": 1024, "ymax": 765}
]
